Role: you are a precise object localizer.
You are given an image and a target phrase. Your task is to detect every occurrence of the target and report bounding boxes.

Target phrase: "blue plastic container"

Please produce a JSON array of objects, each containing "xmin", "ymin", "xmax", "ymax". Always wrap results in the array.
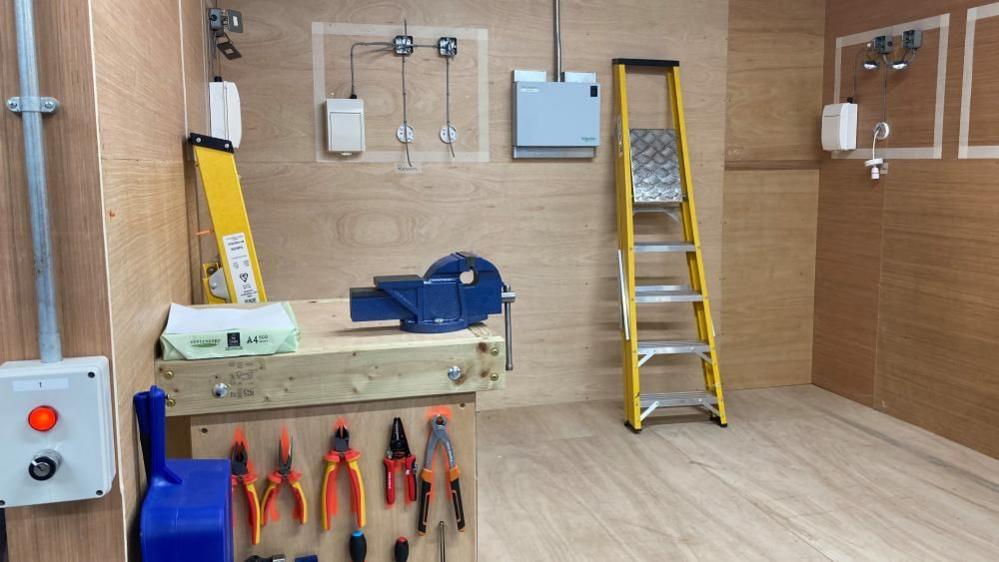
[{"xmin": 135, "ymin": 386, "xmax": 233, "ymax": 562}]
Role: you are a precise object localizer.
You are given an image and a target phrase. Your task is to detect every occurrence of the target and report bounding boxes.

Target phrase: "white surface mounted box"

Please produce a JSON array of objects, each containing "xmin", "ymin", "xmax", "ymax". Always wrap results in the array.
[
  {"xmin": 326, "ymin": 98, "xmax": 365, "ymax": 154},
  {"xmin": 209, "ymin": 80, "xmax": 242, "ymax": 148},
  {"xmin": 822, "ymin": 103, "xmax": 857, "ymax": 151},
  {"xmin": 0, "ymin": 356, "xmax": 116, "ymax": 508},
  {"xmin": 512, "ymin": 76, "xmax": 600, "ymax": 158}
]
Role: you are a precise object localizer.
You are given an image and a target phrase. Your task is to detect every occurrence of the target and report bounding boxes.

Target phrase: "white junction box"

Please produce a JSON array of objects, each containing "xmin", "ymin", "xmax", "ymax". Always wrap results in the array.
[
  {"xmin": 326, "ymin": 98, "xmax": 365, "ymax": 155},
  {"xmin": 210, "ymin": 80, "xmax": 242, "ymax": 148},
  {"xmin": 821, "ymin": 102, "xmax": 857, "ymax": 151},
  {"xmin": 512, "ymin": 69, "xmax": 601, "ymax": 159},
  {"xmin": 0, "ymin": 356, "xmax": 116, "ymax": 508}
]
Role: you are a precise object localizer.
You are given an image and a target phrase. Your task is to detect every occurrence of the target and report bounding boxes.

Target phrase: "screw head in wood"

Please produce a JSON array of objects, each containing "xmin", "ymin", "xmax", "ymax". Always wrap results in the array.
[
  {"xmin": 490, "ymin": 347, "xmax": 499, "ymax": 356},
  {"xmin": 447, "ymin": 366, "xmax": 462, "ymax": 381},
  {"xmin": 166, "ymin": 396, "xmax": 176, "ymax": 408},
  {"xmin": 490, "ymin": 372, "xmax": 500, "ymax": 381},
  {"xmin": 163, "ymin": 370, "xmax": 174, "ymax": 379}
]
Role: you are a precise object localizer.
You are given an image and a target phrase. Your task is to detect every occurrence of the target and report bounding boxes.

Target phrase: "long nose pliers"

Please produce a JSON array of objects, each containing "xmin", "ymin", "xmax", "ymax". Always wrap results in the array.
[
  {"xmin": 260, "ymin": 427, "xmax": 308, "ymax": 526},
  {"xmin": 417, "ymin": 414, "xmax": 466, "ymax": 534},
  {"xmin": 230, "ymin": 428, "xmax": 261, "ymax": 545}
]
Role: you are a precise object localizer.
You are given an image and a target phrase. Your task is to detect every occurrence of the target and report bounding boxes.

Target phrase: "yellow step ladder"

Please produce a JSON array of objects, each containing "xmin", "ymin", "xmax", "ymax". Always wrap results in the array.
[
  {"xmin": 612, "ymin": 59, "xmax": 727, "ymax": 432},
  {"xmin": 189, "ymin": 133, "xmax": 267, "ymax": 304}
]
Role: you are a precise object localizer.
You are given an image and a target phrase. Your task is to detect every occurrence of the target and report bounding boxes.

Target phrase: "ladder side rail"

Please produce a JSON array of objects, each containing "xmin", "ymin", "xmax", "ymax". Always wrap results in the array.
[
  {"xmin": 613, "ymin": 63, "xmax": 643, "ymax": 430},
  {"xmin": 193, "ymin": 143, "xmax": 268, "ymax": 304},
  {"xmin": 668, "ymin": 68, "xmax": 727, "ymax": 424}
]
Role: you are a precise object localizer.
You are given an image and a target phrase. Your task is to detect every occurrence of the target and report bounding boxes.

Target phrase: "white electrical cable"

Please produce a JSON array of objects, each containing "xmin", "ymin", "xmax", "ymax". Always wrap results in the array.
[{"xmin": 445, "ymin": 55, "xmax": 455, "ymax": 158}]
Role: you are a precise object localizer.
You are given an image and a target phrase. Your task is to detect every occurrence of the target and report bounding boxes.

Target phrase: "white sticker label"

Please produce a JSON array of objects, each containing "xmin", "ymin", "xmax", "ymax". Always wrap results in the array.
[
  {"xmin": 222, "ymin": 232, "xmax": 260, "ymax": 303},
  {"xmin": 13, "ymin": 378, "xmax": 69, "ymax": 392}
]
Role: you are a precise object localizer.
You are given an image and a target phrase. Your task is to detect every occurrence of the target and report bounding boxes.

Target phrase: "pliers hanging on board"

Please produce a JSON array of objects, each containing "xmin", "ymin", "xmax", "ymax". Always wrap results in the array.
[
  {"xmin": 230, "ymin": 428, "xmax": 262, "ymax": 545},
  {"xmin": 260, "ymin": 427, "xmax": 308, "ymax": 526},
  {"xmin": 384, "ymin": 417, "xmax": 418, "ymax": 507},
  {"xmin": 322, "ymin": 420, "xmax": 367, "ymax": 530},
  {"xmin": 417, "ymin": 414, "xmax": 466, "ymax": 534}
]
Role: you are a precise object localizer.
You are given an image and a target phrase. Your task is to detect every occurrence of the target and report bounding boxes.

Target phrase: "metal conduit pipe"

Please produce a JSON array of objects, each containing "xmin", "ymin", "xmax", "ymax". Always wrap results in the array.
[
  {"xmin": 554, "ymin": 0, "xmax": 563, "ymax": 81},
  {"xmin": 10, "ymin": 0, "xmax": 63, "ymax": 363}
]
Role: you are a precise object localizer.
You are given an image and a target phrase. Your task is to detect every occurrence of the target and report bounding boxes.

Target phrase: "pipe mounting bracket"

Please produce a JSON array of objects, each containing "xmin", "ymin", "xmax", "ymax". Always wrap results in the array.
[{"xmin": 7, "ymin": 96, "xmax": 59, "ymax": 114}]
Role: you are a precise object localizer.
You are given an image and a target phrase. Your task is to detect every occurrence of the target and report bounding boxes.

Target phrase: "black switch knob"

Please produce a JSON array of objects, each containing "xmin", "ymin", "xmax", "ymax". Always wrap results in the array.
[{"xmin": 29, "ymin": 451, "xmax": 61, "ymax": 481}]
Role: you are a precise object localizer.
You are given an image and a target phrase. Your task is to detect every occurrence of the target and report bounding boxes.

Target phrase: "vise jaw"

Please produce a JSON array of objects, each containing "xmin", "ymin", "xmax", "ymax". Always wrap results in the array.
[{"xmin": 350, "ymin": 252, "xmax": 511, "ymax": 334}]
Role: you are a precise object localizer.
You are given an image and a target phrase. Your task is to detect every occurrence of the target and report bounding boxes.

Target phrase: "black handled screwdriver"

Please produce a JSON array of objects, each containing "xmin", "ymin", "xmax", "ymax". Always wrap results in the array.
[
  {"xmin": 394, "ymin": 537, "xmax": 409, "ymax": 561},
  {"xmin": 349, "ymin": 530, "xmax": 366, "ymax": 561}
]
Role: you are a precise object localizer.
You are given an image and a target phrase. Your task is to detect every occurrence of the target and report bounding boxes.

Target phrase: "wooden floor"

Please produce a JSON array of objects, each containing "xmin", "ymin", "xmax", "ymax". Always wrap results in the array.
[{"xmin": 477, "ymin": 385, "xmax": 999, "ymax": 561}]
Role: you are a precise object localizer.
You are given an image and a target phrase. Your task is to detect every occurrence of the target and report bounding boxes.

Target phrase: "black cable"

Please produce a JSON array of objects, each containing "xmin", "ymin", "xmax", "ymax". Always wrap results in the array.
[{"xmin": 349, "ymin": 41, "xmax": 393, "ymax": 98}]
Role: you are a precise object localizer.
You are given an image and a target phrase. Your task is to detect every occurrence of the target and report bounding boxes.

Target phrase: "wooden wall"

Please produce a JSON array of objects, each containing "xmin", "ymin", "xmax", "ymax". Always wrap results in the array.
[
  {"xmin": 0, "ymin": 0, "xmax": 126, "ymax": 560},
  {"xmin": 816, "ymin": 0, "xmax": 999, "ymax": 458},
  {"xmin": 91, "ymin": 0, "xmax": 207, "ymax": 554},
  {"xmin": 215, "ymin": 0, "xmax": 730, "ymax": 410},
  {"xmin": 721, "ymin": 0, "xmax": 825, "ymax": 389},
  {"xmin": 3, "ymin": 0, "xmax": 205, "ymax": 560}
]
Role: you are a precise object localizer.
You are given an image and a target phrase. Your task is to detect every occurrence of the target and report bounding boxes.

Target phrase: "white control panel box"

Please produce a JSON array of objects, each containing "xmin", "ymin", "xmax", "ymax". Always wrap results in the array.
[
  {"xmin": 821, "ymin": 102, "xmax": 857, "ymax": 151},
  {"xmin": 0, "ymin": 356, "xmax": 116, "ymax": 508},
  {"xmin": 326, "ymin": 98, "xmax": 365, "ymax": 155},
  {"xmin": 210, "ymin": 80, "xmax": 242, "ymax": 148}
]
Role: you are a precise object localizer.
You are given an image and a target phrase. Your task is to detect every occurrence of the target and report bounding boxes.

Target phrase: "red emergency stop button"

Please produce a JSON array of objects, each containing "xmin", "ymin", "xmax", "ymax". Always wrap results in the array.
[{"xmin": 28, "ymin": 406, "xmax": 58, "ymax": 432}]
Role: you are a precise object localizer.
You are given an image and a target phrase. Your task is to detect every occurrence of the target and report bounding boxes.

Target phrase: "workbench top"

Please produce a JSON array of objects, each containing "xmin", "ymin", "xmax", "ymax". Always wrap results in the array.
[{"xmin": 155, "ymin": 298, "xmax": 506, "ymax": 416}]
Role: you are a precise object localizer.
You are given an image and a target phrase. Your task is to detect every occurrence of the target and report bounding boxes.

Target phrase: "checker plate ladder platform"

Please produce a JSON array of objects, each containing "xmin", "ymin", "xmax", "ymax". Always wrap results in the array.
[{"xmin": 613, "ymin": 58, "xmax": 727, "ymax": 432}]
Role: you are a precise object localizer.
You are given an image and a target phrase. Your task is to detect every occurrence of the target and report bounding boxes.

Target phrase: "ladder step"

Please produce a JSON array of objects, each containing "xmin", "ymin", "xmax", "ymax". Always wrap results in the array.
[
  {"xmin": 637, "ymin": 340, "xmax": 710, "ymax": 356},
  {"xmin": 635, "ymin": 285, "xmax": 702, "ymax": 303},
  {"xmin": 634, "ymin": 242, "xmax": 695, "ymax": 253},
  {"xmin": 640, "ymin": 391, "xmax": 717, "ymax": 409}
]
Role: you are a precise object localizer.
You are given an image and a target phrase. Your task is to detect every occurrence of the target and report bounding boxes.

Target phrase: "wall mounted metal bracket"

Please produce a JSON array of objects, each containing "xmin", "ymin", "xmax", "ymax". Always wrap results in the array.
[{"xmin": 6, "ymin": 96, "xmax": 58, "ymax": 114}]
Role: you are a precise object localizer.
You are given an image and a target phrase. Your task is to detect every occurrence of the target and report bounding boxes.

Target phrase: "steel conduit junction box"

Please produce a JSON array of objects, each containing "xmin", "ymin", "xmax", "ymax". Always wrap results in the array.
[{"xmin": 0, "ymin": 356, "xmax": 116, "ymax": 507}]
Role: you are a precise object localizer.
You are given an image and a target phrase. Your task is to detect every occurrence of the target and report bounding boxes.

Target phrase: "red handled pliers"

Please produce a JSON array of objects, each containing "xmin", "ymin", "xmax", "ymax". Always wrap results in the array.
[
  {"xmin": 230, "ymin": 428, "xmax": 261, "ymax": 545},
  {"xmin": 260, "ymin": 427, "xmax": 308, "ymax": 526},
  {"xmin": 384, "ymin": 417, "xmax": 418, "ymax": 507},
  {"xmin": 322, "ymin": 420, "xmax": 366, "ymax": 530}
]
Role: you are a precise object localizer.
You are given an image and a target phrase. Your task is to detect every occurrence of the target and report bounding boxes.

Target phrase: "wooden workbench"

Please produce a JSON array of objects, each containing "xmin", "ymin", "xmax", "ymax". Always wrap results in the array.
[{"xmin": 155, "ymin": 299, "xmax": 505, "ymax": 562}]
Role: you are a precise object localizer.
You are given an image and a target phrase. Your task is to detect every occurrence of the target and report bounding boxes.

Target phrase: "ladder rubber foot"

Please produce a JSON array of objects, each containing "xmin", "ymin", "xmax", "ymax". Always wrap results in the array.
[
  {"xmin": 710, "ymin": 414, "xmax": 728, "ymax": 428},
  {"xmin": 624, "ymin": 420, "xmax": 642, "ymax": 434}
]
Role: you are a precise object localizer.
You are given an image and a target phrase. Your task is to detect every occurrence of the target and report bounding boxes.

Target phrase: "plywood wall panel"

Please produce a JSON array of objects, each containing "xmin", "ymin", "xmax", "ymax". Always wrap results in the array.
[
  {"xmin": 90, "ymin": 0, "xmax": 202, "ymax": 551},
  {"xmin": 1, "ymin": 0, "xmax": 124, "ymax": 560},
  {"xmin": 217, "ymin": 0, "xmax": 729, "ymax": 410},
  {"xmin": 721, "ymin": 0, "xmax": 824, "ymax": 391},
  {"xmin": 721, "ymin": 170, "xmax": 818, "ymax": 389},
  {"xmin": 726, "ymin": 0, "xmax": 825, "ymax": 164},
  {"xmin": 876, "ymin": 160, "xmax": 999, "ymax": 458},
  {"xmin": 811, "ymin": 161, "xmax": 884, "ymax": 406},
  {"xmin": 967, "ymin": 16, "xmax": 999, "ymax": 146},
  {"xmin": 817, "ymin": 0, "xmax": 999, "ymax": 458},
  {"xmin": 190, "ymin": 395, "xmax": 478, "ymax": 562}
]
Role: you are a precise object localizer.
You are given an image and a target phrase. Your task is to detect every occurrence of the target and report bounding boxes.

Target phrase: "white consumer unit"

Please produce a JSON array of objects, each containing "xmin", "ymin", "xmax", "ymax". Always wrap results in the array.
[
  {"xmin": 511, "ymin": 69, "xmax": 601, "ymax": 159},
  {"xmin": 0, "ymin": 356, "xmax": 116, "ymax": 508},
  {"xmin": 821, "ymin": 103, "xmax": 857, "ymax": 151},
  {"xmin": 209, "ymin": 80, "xmax": 242, "ymax": 148},
  {"xmin": 326, "ymin": 98, "xmax": 366, "ymax": 155}
]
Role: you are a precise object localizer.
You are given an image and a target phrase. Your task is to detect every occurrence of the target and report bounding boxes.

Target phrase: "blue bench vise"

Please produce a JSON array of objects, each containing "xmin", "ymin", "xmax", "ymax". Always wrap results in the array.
[{"xmin": 350, "ymin": 252, "xmax": 516, "ymax": 368}]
